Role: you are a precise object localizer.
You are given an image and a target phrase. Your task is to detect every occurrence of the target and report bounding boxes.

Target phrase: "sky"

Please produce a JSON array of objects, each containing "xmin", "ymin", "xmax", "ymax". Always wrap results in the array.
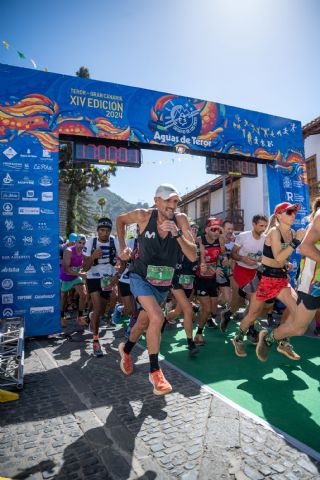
[{"xmin": 1, "ymin": 0, "xmax": 319, "ymax": 205}]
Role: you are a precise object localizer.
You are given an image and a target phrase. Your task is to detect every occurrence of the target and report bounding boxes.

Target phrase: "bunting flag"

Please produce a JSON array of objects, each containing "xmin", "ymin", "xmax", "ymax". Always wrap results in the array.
[
  {"xmin": 1, "ymin": 39, "xmax": 48, "ymax": 71},
  {"xmin": 17, "ymin": 51, "xmax": 27, "ymax": 59}
]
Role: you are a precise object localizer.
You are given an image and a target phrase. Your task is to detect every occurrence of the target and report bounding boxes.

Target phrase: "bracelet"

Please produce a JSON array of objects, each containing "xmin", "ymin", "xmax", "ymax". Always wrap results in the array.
[{"xmin": 289, "ymin": 238, "xmax": 301, "ymax": 249}]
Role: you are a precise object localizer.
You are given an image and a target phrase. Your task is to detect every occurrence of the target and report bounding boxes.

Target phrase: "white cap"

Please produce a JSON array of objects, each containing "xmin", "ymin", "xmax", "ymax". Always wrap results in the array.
[{"xmin": 155, "ymin": 183, "xmax": 181, "ymax": 200}]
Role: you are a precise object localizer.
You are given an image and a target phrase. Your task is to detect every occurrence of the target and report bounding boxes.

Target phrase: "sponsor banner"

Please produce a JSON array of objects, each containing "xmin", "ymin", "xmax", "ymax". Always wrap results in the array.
[
  {"xmin": 266, "ymin": 161, "xmax": 310, "ymax": 280},
  {"xmin": 0, "ymin": 134, "xmax": 60, "ymax": 336}
]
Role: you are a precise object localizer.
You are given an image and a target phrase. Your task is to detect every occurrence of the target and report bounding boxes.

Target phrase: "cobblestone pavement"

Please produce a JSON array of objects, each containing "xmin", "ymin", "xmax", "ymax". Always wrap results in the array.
[{"xmin": 0, "ymin": 321, "xmax": 319, "ymax": 480}]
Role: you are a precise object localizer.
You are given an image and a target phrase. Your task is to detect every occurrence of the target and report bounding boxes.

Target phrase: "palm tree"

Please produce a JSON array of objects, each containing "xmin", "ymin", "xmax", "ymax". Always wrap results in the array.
[{"xmin": 97, "ymin": 197, "xmax": 107, "ymax": 214}]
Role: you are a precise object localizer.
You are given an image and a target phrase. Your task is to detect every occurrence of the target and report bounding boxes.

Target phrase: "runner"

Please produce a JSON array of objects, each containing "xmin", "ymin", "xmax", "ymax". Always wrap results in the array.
[
  {"xmin": 194, "ymin": 217, "xmax": 225, "ymax": 345},
  {"xmin": 116, "ymin": 183, "xmax": 196, "ymax": 395},
  {"xmin": 221, "ymin": 214, "xmax": 268, "ymax": 337},
  {"xmin": 166, "ymin": 221, "xmax": 200, "ymax": 356},
  {"xmin": 60, "ymin": 234, "xmax": 87, "ymax": 328},
  {"xmin": 233, "ymin": 202, "xmax": 304, "ymax": 360},
  {"xmin": 217, "ymin": 220, "xmax": 235, "ymax": 329},
  {"xmin": 256, "ymin": 202, "xmax": 320, "ymax": 361},
  {"xmin": 83, "ymin": 217, "xmax": 119, "ymax": 357}
]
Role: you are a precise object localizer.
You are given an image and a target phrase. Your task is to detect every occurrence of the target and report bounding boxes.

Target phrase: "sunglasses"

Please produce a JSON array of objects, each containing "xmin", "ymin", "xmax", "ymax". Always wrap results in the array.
[
  {"xmin": 280, "ymin": 208, "xmax": 297, "ymax": 216},
  {"xmin": 209, "ymin": 227, "xmax": 222, "ymax": 232}
]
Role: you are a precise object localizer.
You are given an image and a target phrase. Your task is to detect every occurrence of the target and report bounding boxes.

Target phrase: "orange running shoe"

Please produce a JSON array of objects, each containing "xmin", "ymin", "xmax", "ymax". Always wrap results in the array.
[
  {"xmin": 149, "ymin": 369, "xmax": 172, "ymax": 395},
  {"xmin": 118, "ymin": 342, "xmax": 133, "ymax": 375}
]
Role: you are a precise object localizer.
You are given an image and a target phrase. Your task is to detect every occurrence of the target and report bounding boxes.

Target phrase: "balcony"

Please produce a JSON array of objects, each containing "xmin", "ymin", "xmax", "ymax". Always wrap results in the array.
[{"xmin": 194, "ymin": 209, "xmax": 244, "ymax": 232}]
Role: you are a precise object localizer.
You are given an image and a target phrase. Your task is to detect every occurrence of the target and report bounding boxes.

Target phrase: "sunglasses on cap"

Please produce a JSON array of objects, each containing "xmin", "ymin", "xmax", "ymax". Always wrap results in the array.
[{"xmin": 278, "ymin": 208, "xmax": 297, "ymax": 216}]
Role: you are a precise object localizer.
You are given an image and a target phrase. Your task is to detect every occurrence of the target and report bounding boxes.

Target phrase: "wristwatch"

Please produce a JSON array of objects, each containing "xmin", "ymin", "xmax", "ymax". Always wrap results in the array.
[{"xmin": 174, "ymin": 229, "xmax": 183, "ymax": 238}]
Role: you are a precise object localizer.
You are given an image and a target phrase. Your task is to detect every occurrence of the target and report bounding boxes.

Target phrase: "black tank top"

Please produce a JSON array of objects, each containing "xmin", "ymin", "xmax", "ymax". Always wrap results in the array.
[
  {"xmin": 263, "ymin": 227, "xmax": 293, "ymax": 259},
  {"xmin": 130, "ymin": 209, "xmax": 181, "ymax": 287}
]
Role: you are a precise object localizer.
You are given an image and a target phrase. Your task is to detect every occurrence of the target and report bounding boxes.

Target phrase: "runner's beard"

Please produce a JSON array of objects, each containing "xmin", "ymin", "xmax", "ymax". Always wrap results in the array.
[{"xmin": 159, "ymin": 207, "xmax": 176, "ymax": 220}]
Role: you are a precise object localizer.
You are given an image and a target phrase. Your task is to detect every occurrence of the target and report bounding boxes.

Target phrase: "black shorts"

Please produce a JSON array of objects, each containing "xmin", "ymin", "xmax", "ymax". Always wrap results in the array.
[
  {"xmin": 86, "ymin": 278, "xmax": 111, "ymax": 300},
  {"xmin": 217, "ymin": 279, "xmax": 231, "ymax": 288},
  {"xmin": 172, "ymin": 284, "xmax": 193, "ymax": 298},
  {"xmin": 119, "ymin": 281, "xmax": 132, "ymax": 298},
  {"xmin": 297, "ymin": 291, "xmax": 320, "ymax": 310},
  {"xmin": 195, "ymin": 276, "xmax": 218, "ymax": 298}
]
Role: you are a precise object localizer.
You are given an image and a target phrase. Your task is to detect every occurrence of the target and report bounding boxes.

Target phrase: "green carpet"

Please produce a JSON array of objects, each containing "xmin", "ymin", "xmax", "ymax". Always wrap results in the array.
[{"xmin": 156, "ymin": 324, "xmax": 320, "ymax": 454}]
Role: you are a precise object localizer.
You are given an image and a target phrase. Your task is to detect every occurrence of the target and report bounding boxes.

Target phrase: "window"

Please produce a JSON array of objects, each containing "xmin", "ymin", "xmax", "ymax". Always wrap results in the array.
[{"xmin": 306, "ymin": 155, "xmax": 318, "ymax": 201}]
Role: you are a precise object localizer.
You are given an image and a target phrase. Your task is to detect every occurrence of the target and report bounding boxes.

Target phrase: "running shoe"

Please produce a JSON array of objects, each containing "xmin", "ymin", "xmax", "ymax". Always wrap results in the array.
[
  {"xmin": 194, "ymin": 333, "xmax": 205, "ymax": 346},
  {"xmin": 188, "ymin": 342, "xmax": 199, "ymax": 357},
  {"xmin": 276, "ymin": 340, "xmax": 301, "ymax": 361},
  {"xmin": 93, "ymin": 341, "xmax": 103, "ymax": 357},
  {"xmin": 118, "ymin": 342, "xmax": 133, "ymax": 375},
  {"xmin": 220, "ymin": 310, "xmax": 232, "ymax": 333},
  {"xmin": 256, "ymin": 330, "xmax": 271, "ymax": 362},
  {"xmin": 192, "ymin": 302, "xmax": 200, "ymax": 314},
  {"xmin": 247, "ymin": 325, "xmax": 259, "ymax": 345},
  {"xmin": 149, "ymin": 369, "xmax": 172, "ymax": 395},
  {"xmin": 206, "ymin": 317, "xmax": 218, "ymax": 329},
  {"xmin": 231, "ymin": 337, "xmax": 247, "ymax": 357}
]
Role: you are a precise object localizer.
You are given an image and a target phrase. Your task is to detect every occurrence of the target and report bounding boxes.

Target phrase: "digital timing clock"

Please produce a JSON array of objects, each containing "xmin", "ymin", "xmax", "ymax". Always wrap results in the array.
[{"xmin": 73, "ymin": 141, "xmax": 141, "ymax": 168}]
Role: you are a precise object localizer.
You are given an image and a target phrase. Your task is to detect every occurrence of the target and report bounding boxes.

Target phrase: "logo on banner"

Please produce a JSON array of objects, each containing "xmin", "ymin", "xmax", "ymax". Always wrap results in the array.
[
  {"xmin": 38, "ymin": 222, "xmax": 49, "ymax": 230},
  {"xmin": 42, "ymin": 149, "xmax": 51, "ymax": 158},
  {"xmin": 18, "ymin": 280, "xmax": 38, "ymax": 286},
  {"xmin": 21, "ymin": 221, "xmax": 33, "ymax": 230},
  {"xmin": 2, "ymin": 251, "xmax": 30, "ymax": 261},
  {"xmin": 4, "ymin": 235, "xmax": 16, "ymax": 248},
  {"xmin": 40, "ymin": 263, "xmax": 52, "ymax": 273},
  {"xmin": 3, "ymin": 161, "xmax": 23, "ymax": 170},
  {"xmin": 18, "ymin": 176, "xmax": 34, "ymax": 185},
  {"xmin": 38, "ymin": 236, "xmax": 51, "ymax": 246},
  {"xmin": 39, "ymin": 176, "xmax": 53, "ymax": 186},
  {"xmin": 1, "ymin": 279, "xmax": 13, "ymax": 290},
  {"xmin": 24, "ymin": 264, "xmax": 36, "ymax": 274},
  {"xmin": 1, "ymin": 267, "xmax": 19, "ymax": 273},
  {"xmin": 30, "ymin": 306, "xmax": 54, "ymax": 314},
  {"xmin": 40, "ymin": 208, "xmax": 54, "ymax": 215},
  {"xmin": 4, "ymin": 219, "xmax": 14, "ymax": 230},
  {"xmin": 2, "ymin": 173, "xmax": 14, "ymax": 185},
  {"xmin": 2, "ymin": 307, "xmax": 14, "ymax": 317},
  {"xmin": 18, "ymin": 207, "xmax": 40, "ymax": 215},
  {"xmin": 41, "ymin": 192, "xmax": 53, "ymax": 201},
  {"xmin": 20, "ymin": 149, "xmax": 36, "ymax": 159},
  {"xmin": 17, "ymin": 295, "xmax": 32, "ymax": 301},
  {"xmin": 34, "ymin": 252, "xmax": 51, "ymax": 259},
  {"xmin": 42, "ymin": 277, "xmax": 54, "ymax": 288},
  {"xmin": 3, "ymin": 147, "xmax": 17, "ymax": 159},
  {"xmin": 2, "ymin": 203, "xmax": 13, "ymax": 215},
  {"xmin": 35, "ymin": 294, "xmax": 55, "ymax": 299},
  {"xmin": 34, "ymin": 164, "xmax": 53, "ymax": 171},
  {"xmin": 2, "ymin": 294, "xmax": 13, "ymax": 304},
  {"xmin": 22, "ymin": 236, "xmax": 33, "ymax": 246},
  {"xmin": 22, "ymin": 190, "xmax": 38, "ymax": 201},
  {"xmin": 162, "ymin": 99, "xmax": 200, "ymax": 135},
  {"xmin": 1, "ymin": 191, "xmax": 20, "ymax": 200}
]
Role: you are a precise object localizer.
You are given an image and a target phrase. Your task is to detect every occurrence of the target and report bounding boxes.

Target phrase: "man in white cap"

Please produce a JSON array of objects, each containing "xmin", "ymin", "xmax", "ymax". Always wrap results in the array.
[{"xmin": 116, "ymin": 183, "xmax": 196, "ymax": 395}]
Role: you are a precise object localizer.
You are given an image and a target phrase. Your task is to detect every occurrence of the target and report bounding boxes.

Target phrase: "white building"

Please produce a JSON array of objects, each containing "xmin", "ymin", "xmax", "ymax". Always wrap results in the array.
[{"xmin": 303, "ymin": 117, "xmax": 320, "ymax": 204}]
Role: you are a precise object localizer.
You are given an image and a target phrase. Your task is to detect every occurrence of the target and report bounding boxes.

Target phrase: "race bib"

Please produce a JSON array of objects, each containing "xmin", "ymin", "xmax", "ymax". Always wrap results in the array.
[
  {"xmin": 100, "ymin": 275, "xmax": 112, "ymax": 291},
  {"xmin": 178, "ymin": 274, "xmax": 195, "ymax": 289},
  {"xmin": 71, "ymin": 267, "xmax": 81, "ymax": 273},
  {"xmin": 146, "ymin": 265, "xmax": 174, "ymax": 287}
]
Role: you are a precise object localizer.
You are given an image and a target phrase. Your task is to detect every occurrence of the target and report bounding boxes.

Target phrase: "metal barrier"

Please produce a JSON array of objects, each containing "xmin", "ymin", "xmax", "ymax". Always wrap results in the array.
[{"xmin": 0, "ymin": 317, "xmax": 25, "ymax": 390}]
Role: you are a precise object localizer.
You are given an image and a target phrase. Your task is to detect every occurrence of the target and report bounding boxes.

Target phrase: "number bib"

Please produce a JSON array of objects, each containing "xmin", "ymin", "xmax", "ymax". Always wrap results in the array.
[
  {"xmin": 178, "ymin": 274, "xmax": 195, "ymax": 289},
  {"xmin": 100, "ymin": 275, "xmax": 112, "ymax": 291},
  {"xmin": 146, "ymin": 265, "xmax": 174, "ymax": 287}
]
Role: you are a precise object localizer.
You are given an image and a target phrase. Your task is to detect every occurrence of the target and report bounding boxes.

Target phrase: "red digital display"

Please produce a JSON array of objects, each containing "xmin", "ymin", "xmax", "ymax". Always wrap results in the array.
[{"xmin": 74, "ymin": 142, "xmax": 141, "ymax": 168}]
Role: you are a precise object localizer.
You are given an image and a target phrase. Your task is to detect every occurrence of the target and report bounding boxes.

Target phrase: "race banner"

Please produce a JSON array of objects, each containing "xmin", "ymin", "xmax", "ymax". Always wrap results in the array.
[{"xmin": 0, "ymin": 63, "xmax": 307, "ymax": 335}]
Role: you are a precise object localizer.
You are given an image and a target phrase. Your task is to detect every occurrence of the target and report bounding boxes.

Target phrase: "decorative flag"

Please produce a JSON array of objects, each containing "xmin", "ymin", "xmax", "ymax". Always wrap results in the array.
[
  {"xmin": 17, "ymin": 51, "xmax": 26, "ymax": 59},
  {"xmin": 2, "ymin": 40, "xmax": 9, "ymax": 49},
  {"xmin": 30, "ymin": 58, "xmax": 37, "ymax": 68}
]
